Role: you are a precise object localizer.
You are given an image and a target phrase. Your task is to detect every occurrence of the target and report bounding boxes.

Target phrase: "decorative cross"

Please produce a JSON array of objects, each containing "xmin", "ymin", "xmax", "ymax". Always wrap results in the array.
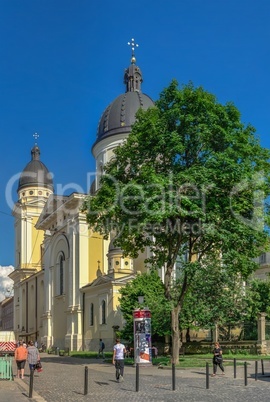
[
  {"xmin": 128, "ymin": 38, "xmax": 139, "ymax": 58},
  {"xmin": 33, "ymin": 132, "xmax": 39, "ymax": 144}
]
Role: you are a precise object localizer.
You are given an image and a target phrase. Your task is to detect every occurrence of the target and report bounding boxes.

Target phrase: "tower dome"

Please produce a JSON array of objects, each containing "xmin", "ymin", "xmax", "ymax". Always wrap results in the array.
[
  {"xmin": 18, "ymin": 145, "xmax": 54, "ymax": 193},
  {"xmin": 92, "ymin": 40, "xmax": 154, "ymax": 150},
  {"xmin": 96, "ymin": 91, "xmax": 154, "ymax": 142},
  {"xmin": 107, "ymin": 237, "xmax": 133, "ymax": 274}
]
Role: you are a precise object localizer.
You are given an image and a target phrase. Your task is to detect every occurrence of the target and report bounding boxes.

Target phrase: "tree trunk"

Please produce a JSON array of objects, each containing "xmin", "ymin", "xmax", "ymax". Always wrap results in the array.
[{"xmin": 171, "ymin": 304, "xmax": 181, "ymax": 364}]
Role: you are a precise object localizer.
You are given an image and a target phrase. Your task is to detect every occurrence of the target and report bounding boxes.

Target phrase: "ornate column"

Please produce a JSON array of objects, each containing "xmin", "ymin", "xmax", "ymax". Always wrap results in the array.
[
  {"xmin": 42, "ymin": 231, "xmax": 53, "ymax": 347},
  {"xmin": 257, "ymin": 313, "xmax": 267, "ymax": 355}
]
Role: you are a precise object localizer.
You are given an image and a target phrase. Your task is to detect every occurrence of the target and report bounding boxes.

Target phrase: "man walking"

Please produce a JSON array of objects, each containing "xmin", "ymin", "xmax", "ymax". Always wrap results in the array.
[
  {"xmin": 112, "ymin": 338, "xmax": 126, "ymax": 382},
  {"xmin": 97, "ymin": 338, "xmax": 105, "ymax": 359}
]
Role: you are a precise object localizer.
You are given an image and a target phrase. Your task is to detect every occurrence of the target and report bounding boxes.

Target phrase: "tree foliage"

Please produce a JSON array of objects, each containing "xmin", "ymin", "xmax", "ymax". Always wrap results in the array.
[
  {"xmin": 244, "ymin": 277, "xmax": 270, "ymax": 320},
  {"xmin": 180, "ymin": 260, "xmax": 246, "ymax": 329},
  {"xmin": 83, "ymin": 81, "xmax": 270, "ymax": 363},
  {"xmin": 118, "ymin": 271, "xmax": 171, "ymax": 342}
]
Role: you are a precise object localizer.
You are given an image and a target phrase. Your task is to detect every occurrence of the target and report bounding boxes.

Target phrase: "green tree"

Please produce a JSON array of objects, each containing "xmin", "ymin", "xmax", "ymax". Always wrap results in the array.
[
  {"xmin": 244, "ymin": 277, "xmax": 270, "ymax": 320},
  {"xmin": 181, "ymin": 260, "xmax": 246, "ymax": 329},
  {"xmin": 83, "ymin": 81, "xmax": 270, "ymax": 363},
  {"xmin": 118, "ymin": 271, "xmax": 171, "ymax": 342},
  {"xmin": 180, "ymin": 259, "xmax": 247, "ymax": 340}
]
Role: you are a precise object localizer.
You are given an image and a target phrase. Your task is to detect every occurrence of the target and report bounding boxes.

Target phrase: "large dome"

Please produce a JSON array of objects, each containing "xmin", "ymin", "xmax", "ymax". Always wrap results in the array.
[
  {"xmin": 18, "ymin": 145, "xmax": 54, "ymax": 192},
  {"xmin": 97, "ymin": 91, "xmax": 154, "ymax": 141},
  {"xmin": 92, "ymin": 53, "xmax": 154, "ymax": 149}
]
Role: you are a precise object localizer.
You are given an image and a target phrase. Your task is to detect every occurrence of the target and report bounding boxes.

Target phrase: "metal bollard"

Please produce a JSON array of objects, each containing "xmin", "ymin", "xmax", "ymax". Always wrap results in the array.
[
  {"xmin": 244, "ymin": 362, "xmax": 248, "ymax": 386},
  {"xmin": 172, "ymin": 363, "xmax": 176, "ymax": 391},
  {"xmin": 261, "ymin": 359, "xmax": 265, "ymax": 375},
  {"xmin": 136, "ymin": 363, "xmax": 139, "ymax": 392},
  {"xmin": 255, "ymin": 361, "xmax": 258, "ymax": 381},
  {"xmin": 29, "ymin": 368, "xmax": 34, "ymax": 398},
  {"xmin": 206, "ymin": 362, "xmax": 209, "ymax": 389},
  {"xmin": 84, "ymin": 366, "xmax": 88, "ymax": 395},
  {"xmin": 233, "ymin": 358, "xmax": 236, "ymax": 379}
]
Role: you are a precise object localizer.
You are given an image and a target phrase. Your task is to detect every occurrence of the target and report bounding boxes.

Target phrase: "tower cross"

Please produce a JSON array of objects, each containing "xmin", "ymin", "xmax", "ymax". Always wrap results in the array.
[
  {"xmin": 33, "ymin": 132, "xmax": 39, "ymax": 144},
  {"xmin": 127, "ymin": 38, "xmax": 139, "ymax": 58}
]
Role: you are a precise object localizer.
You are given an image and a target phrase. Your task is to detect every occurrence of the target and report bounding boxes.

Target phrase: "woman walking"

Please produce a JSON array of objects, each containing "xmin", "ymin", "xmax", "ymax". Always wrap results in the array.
[
  {"xmin": 211, "ymin": 341, "xmax": 225, "ymax": 376},
  {"xmin": 15, "ymin": 340, "xmax": 28, "ymax": 379},
  {"xmin": 27, "ymin": 340, "xmax": 40, "ymax": 371}
]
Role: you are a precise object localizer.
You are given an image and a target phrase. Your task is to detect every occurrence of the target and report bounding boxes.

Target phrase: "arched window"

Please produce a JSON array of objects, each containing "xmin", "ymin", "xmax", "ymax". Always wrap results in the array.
[
  {"xmin": 101, "ymin": 300, "xmax": 106, "ymax": 324},
  {"xmin": 59, "ymin": 254, "xmax": 64, "ymax": 295},
  {"xmin": 90, "ymin": 303, "xmax": 94, "ymax": 326}
]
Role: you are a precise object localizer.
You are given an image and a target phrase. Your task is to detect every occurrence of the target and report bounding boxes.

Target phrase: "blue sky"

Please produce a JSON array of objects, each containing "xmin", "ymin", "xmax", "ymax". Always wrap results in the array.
[{"xmin": 0, "ymin": 0, "xmax": 270, "ymax": 266}]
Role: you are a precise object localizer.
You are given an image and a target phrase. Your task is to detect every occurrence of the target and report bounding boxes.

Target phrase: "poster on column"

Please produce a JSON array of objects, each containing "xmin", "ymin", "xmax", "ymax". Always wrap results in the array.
[{"xmin": 133, "ymin": 308, "xmax": 152, "ymax": 364}]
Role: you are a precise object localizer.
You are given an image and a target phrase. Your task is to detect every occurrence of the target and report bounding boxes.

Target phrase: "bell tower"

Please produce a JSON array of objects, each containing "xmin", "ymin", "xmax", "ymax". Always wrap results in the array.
[
  {"xmin": 11, "ymin": 136, "xmax": 54, "ymax": 279},
  {"xmin": 107, "ymin": 238, "xmax": 134, "ymax": 277},
  {"xmin": 10, "ymin": 136, "xmax": 54, "ymax": 340}
]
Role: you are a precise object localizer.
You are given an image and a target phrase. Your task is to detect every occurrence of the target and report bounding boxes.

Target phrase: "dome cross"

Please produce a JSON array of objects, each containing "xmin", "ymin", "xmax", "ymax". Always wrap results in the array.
[
  {"xmin": 33, "ymin": 132, "xmax": 39, "ymax": 144},
  {"xmin": 127, "ymin": 38, "xmax": 139, "ymax": 63}
]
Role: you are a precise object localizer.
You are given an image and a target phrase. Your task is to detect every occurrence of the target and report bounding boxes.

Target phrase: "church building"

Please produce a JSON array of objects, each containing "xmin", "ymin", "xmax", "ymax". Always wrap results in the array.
[{"xmin": 10, "ymin": 42, "xmax": 154, "ymax": 351}]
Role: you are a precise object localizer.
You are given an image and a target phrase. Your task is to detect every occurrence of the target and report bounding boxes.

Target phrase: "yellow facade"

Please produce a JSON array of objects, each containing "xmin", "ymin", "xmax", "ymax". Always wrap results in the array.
[
  {"xmin": 10, "ymin": 53, "xmax": 153, "ymax": 351},
  {"xmin": 10, "ymin": 178, "xmax": 143, "ymax": 352}
]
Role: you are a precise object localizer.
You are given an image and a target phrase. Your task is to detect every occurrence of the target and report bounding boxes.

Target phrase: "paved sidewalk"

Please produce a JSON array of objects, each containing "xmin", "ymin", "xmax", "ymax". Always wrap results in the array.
[
  {"xmin": 0, "ymin": 377, "xmax": 45, "ymax": 402},
  {"xmin": 1, "ymin": 355, "xmax": 270, "ymax": 401}
]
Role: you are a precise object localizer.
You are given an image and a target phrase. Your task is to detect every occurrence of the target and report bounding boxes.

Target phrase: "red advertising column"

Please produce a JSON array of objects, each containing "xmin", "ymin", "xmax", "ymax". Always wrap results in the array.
[{"xmin": 133, "ymin": 308, "xmax": 152, "ymax": 364}]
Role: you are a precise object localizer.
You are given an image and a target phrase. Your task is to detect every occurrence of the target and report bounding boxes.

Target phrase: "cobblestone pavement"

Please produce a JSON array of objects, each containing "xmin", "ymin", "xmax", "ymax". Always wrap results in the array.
[{"xmin": 4, "ymin": 355, "xmax": 270, "ymax": 402}]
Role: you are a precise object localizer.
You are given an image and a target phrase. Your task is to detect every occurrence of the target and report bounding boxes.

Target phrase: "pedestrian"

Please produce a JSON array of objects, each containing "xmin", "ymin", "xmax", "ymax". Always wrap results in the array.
[
  {"xmin": 211, "ymin": 341, "xmax": 225, "ymax": 376},
  {"xmin": 15, "ymin": 340, "xmax": 28, "ymax": 379},
  {"xmin": 97, "ymin": 338, "xmax": 105, "ymax": 359},
  {"xmin": 112, "ymin": 338, "xmax": 126, "ymax": 382},
  {"xmin": 27, "ymin": 340, "xmax": 40, "ymax": 371},
  {"xmin": 152, "ymin": 345, "xmax": 158, "ymax": 358}
]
